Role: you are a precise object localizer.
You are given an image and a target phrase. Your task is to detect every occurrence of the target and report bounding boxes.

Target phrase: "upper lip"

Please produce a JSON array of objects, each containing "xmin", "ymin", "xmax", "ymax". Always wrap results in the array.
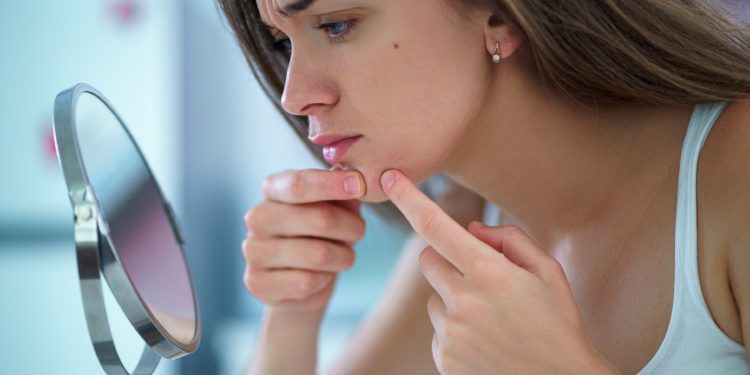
[{"xmin": 309, "ymin": 133, "xmax": 361, "ymax": 146}]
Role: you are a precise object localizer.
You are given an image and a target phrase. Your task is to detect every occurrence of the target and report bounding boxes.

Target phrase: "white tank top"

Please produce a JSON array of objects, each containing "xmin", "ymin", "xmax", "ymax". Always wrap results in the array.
[{"xmin": 482, "ymin": 102, "xmax": 749, "ymax": 373}]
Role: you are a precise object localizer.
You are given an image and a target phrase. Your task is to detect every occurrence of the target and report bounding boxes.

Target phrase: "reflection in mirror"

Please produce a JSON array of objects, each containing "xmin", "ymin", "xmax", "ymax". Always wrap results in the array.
[{"xmin": 75, "ymin": 93, "xmax": 197, "ymax": 346}]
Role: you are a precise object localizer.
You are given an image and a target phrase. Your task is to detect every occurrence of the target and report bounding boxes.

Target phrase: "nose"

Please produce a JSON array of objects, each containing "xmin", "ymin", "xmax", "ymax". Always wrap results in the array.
[{"xmin": 281, "ymin": 50, "xmax": 338, "ymax": 116}]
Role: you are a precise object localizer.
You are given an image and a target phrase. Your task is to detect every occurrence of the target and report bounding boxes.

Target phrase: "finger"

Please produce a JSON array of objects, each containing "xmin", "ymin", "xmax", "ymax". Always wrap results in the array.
[
  {"xmin": 432, "ymin": 332, "xmax": 440, "ymax": 363},
  {"xmin": 427, "ymin": 292, "xmax": 448, "ymax": 338},
  {"xmin": 244, "ymin": 237, "xmax": 355, "ymax": 272},
  {"xmin": 244, "ymin": 268, "xmax": 334, "ymax": 302},
  {"xmin": 468, "ymin": 222, "xmax": 552, "ymax": 277},
  {"xmin": 263, "ymin": 168, "xmax": 366, "ymax": 203},
  {"xmin": 381, "ymin": 170, "xmax": 507, "ymax": 273},
  {"xmin": 245, "ymin": 201, "xmax": 366, "ymax": 244},
  {"xmin": 329, "ymin": 164, "xmax": 362, "ymax": 215},
  {"xmin": 419, "ymin": 246, "xmax": 463, "ymax": 302},
  {"xmin": 330, "ymin": 198, "xmax": 361, "ymax": 215}
]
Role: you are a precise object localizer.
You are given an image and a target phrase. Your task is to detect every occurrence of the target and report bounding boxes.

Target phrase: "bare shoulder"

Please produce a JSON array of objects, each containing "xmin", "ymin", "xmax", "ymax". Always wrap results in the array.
[
  {"xmin": 698, "ymin": 97, "xmax": 750, "ymax": 348},
  {"xmin": 701, "ymin": 99, "xmax": 750, "ymax": 236}
]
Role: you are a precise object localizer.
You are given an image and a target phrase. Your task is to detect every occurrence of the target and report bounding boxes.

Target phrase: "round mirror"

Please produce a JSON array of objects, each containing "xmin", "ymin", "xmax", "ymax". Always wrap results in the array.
[{"xmin": 53, "ymin": 83, "xmax": 201, "ymax": 374}]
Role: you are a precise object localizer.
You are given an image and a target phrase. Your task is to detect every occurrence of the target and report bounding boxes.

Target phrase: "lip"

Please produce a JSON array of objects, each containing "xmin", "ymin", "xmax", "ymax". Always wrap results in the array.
[
  {"xmin": 314, "ymin": 135, "xmax": 362, "ymax": 164},
  {"xmin": 309, "ymin": 133, "xmax": 361, "ymax": 146}
]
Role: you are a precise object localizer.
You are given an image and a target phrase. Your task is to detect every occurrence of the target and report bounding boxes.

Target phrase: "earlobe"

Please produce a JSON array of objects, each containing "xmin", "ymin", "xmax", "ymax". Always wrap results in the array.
[
  {"xmin": 484, "ymin": 20, "xmax": 521, "ymax": 62},
  {"xmin": 492, "ymin": 41, "xmax": 502, "ymax": 63}
]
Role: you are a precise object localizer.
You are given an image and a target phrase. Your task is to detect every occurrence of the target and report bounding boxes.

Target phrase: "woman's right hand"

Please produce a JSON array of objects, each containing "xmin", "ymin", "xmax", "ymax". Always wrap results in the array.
[{"xmin": 242, "ymin": 167, "xmax": 367, "ymax": 315}]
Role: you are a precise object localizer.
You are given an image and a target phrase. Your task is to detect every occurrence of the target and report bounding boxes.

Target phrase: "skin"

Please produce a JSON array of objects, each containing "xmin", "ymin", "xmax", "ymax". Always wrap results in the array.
[{"xmin": 244, "ymin": 0, "xmax": 750, "ymax": 373}]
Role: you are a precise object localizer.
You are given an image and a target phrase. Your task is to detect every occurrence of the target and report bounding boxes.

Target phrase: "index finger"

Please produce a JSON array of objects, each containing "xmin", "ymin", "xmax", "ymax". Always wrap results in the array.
[
  {"xmin": 263, "ymin": 168, "xmax": 366, "ymax": 203},
  {"xmin": 380, "ymin": 170, "xmax": 501, "ymax": 274}
]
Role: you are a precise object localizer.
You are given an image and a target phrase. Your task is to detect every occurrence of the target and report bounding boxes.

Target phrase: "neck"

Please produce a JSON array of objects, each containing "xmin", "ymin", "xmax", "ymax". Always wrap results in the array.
[{"xmin": 441, "ymin": 64, "xmax": 692, "ymax": 249}]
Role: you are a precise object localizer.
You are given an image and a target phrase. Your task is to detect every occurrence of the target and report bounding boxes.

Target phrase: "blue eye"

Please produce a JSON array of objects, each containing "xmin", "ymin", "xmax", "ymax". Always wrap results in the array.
[
  {"xmin": 270, "ymin": 18, "xmax": 357, "ymax": 54},
  {"xmin": 318, "ymin": 19, "xmax": 357, "ymax": 43},
  {"xmin": 323, "ymin": 21, "xmax": 350, "ymax": 37}
]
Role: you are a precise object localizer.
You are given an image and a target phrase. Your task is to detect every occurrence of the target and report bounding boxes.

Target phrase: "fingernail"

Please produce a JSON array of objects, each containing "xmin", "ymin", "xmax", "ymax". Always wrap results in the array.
[
  {"xmin": 381, "ymin": 171, "xmax": 396, "ymax": 192},
  {"xmin": 344, "ymin": 174, "xmax": 361, "ymax": 195}
]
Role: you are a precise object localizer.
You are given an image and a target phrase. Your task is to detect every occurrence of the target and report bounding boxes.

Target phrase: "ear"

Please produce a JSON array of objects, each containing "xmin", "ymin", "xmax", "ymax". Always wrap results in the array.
[{"xmin": 483, "ymin": 14, "xmax": 522, "ymax": 61}]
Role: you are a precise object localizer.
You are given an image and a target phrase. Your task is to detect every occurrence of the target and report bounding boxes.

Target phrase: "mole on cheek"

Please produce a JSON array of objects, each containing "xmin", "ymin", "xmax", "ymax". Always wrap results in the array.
[{"xmin": 393, "ymin": 42, "xmax": 399, "ymax": 49}]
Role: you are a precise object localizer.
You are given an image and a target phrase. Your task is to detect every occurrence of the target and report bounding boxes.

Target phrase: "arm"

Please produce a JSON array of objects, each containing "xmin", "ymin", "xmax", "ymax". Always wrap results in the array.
[
  {"xmin": 326, "ymin": 180, "xmax": 486, "ymax": 375},
  {"xmin": 248, "ymin": 309, "xmax": 326, "ymax": 375}
]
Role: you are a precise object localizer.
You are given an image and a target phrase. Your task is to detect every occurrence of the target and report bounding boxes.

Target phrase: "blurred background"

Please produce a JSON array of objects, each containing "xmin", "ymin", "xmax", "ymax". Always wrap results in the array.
[
  {"xmin": 0, "ymin": 1, "xmax": 411, "ymax": 374},
  {"xmin": 2, "ymin": 1, "xmax": 749, "ymax": 375}
]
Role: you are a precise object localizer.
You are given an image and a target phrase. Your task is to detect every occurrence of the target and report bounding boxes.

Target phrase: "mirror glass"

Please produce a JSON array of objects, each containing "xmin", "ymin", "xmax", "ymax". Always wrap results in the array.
[{"xmin": 75, "ymin": 93, "xmax": 197, "ymax": 346}]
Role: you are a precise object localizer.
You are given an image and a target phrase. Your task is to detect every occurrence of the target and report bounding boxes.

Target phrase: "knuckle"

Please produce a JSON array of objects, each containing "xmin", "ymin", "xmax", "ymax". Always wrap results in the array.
[
  {"xmin": 433, "ymin": 351, "xmax": 446, "ymax": 374},
  {"xmin": 297, "ymin": 272, "xmax": 322, "ymax": 294},
  {"xmin": 244, "ymin": 205, "xmax": 263, "ymax": 231},
  {"xmin": 261, "ymin": 175, "xmax": 276, "ymax": 198},
  {"xmin": 419, "ymin": 247, "xmax": 440, "ymax": 274},
  {"xmin": 243, "ymin": 269, "xmax": 251, "ymax": 292},
  {"xmin": 244, "ymin": 268, "xmax": 262, "ymax": 295},
  {"xmin": 546, "ymin": 257, "xmax": 565, "ymax": 278},
  {"xmin": 352, "ymin": 217, "xmax": 366, "ymax": 241},
  {"xmin": 466, "ymin": 253, "xmax": 486, "ymax": 273},
  {"xmin": 435, "ymin": 340, "xmax": 454, "ymax": 368},
  {"xmin": 427, "ymin": 291, "xmax": 440, "ymax": 310},
  {"xmin": 286, "ymin": 171, "xmax": 305, "ymax": 199},
  {"xmin": 242, "ymin": 237, "xmax": 264, "ymax": 266},
  {"xmin": 311, "ymin": 207, "xmax": 337, "ymax": 232},
  {"xmin": 418, "ymin": 247, "xmax": 431, "ymax": 269},
  {"xmin": 441, "ymin": 317, "xmax": 458, "ymax": 340},
  {"xmin": 391, "ymin": 183, "xmax": 406, "ymax": 202},
  {"xmin": 243, "ymin": 210, "xmax": 252, "ymax": 230},
  {"xmin": 503, "ymin": 224, "xmax": 524, "ymax": 239},
  {"xmin": 308, "ymin": 244, "xmax": 333, "ymax": 267},
  {"xmin": 416, "ymin": 212, "xmax": 442, "ymax": 238},
  {"xmin": 340, "ymin": 247, "xmax": 355, "ymax": 269},
  {"xmin": 452, "ymin": 296, "xmax": 477, "ymax": 318},
  {"xmin": 325, "ymin": 172, "xmax": 343, "ymax": 194},
  {"xmin": 241, "ymin": 238, "xmax": 249, "ymax": 262}
]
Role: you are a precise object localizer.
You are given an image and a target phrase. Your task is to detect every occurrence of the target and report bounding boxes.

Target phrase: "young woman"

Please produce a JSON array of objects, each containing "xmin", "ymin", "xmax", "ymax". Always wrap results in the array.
[{"xmin": 221, "ymin": 0, "xmax": 750, "ymax": 373}]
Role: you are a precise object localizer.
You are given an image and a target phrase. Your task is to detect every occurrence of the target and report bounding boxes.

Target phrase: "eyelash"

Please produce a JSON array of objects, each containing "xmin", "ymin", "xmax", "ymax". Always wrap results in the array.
[
  {"xmin": 319, "ymin": 19, "xmax": 357, "ymax": 44},
  {"xmin": 271, "ymin": 19, "xmax": 358, "ymax": 53}
]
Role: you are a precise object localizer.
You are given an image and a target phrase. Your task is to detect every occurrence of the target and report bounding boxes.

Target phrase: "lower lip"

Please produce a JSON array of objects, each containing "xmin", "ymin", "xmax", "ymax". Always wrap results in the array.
[{"xmin": 323, "ymin": 136, "xmax": 362, "ymax": 164}]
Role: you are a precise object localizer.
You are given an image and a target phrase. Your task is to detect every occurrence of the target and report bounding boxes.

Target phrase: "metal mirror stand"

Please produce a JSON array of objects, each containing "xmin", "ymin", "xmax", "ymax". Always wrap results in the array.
[
  {"xmin": 54, "ymin": 85, "xmax": 164, "ymax": 375},
  {"xmin": 75, "ymin": 191, "xmax": 161, "ymax": 375}
]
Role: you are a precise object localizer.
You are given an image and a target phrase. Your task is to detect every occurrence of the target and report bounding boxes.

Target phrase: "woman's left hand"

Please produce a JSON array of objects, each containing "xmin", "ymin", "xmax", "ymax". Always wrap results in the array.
[{"xmin": 380, "ymin": 170, "xmax": 620, "ymax": 375}]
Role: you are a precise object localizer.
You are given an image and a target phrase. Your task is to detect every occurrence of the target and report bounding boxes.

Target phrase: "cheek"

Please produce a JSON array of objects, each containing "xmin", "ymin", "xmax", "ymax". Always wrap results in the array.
[{"xmin": 343, "ymin": 37, "xmax": 489, "ymax": 202}]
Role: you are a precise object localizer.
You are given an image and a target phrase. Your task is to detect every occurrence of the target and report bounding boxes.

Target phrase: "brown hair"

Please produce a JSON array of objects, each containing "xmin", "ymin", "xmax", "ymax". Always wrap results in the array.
[{"xmin": 217, "ymin": 0, "xmax": 750, "ymax": 222}]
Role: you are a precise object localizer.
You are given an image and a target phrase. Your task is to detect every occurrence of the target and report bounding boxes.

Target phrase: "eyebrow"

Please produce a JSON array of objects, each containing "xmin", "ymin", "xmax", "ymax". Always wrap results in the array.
[{"xmin": 277, "ymin": 0, "xmax": 317, "ymax": 17}]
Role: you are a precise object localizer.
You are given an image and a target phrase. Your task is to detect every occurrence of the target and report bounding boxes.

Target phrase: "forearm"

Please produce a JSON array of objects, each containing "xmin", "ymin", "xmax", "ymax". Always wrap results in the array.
[{"xmin": 247, "ymin": 308, "xmax": 325, "ymax": 375}]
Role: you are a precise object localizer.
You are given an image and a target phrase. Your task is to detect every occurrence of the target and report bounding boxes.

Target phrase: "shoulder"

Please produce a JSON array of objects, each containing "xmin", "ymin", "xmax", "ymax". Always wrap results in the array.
[
  {"xmin": 698, "ymin": 98, "xmax": 750, "ymax": 347},
  {"xmin": 700, "ymin": 98, "xmax": 750, "ymax": 238}
]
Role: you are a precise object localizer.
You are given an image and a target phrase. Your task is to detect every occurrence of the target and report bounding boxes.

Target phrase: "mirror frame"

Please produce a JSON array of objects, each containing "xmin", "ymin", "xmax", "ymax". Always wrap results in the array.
[{"xmin": 53, "ymin": 83, "xmax": 201, "ymax": 373}]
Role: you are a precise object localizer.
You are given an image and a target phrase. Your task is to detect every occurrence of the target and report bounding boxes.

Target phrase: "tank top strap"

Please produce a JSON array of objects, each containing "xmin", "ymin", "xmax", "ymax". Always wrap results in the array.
[{"xmin": 674, "ymin": 102, "xmax": 728, "ymax": 310}]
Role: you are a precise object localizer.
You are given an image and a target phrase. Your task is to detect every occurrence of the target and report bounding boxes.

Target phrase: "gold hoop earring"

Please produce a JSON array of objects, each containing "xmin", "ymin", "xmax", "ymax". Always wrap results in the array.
[{"xmin": 492, "ymin": 41, "xmax": 502, "ymax": 63}]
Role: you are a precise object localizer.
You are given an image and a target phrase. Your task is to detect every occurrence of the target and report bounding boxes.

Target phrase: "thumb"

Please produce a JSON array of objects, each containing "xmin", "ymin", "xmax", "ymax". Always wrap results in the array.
[
  {"xmin": 467, "ymin": 221, "xmax": 548, "ymax": 277},
  {"xmin": 329, "ymin": 164, "xmax": 362, "ymax": 214}
]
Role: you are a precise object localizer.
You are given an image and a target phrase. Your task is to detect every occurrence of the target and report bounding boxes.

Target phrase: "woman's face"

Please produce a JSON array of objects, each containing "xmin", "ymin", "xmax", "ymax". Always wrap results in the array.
[{"xmin": 257, "ymin": 0, "xmax": 494, "ymax": 202}]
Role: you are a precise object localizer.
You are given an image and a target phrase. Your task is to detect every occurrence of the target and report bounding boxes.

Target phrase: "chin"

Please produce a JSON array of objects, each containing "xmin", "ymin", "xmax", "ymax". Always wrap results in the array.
[
  {"xmin": 359, "ymin": 173, "xmax": 391, "ymax": 203},
  {"xmin": 348, "ymin": 164, "xmax": 435, "ymax": 204},
  {"xmin": 337, "ymin": 169, "xmax": 386, "ymax": 203}
]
